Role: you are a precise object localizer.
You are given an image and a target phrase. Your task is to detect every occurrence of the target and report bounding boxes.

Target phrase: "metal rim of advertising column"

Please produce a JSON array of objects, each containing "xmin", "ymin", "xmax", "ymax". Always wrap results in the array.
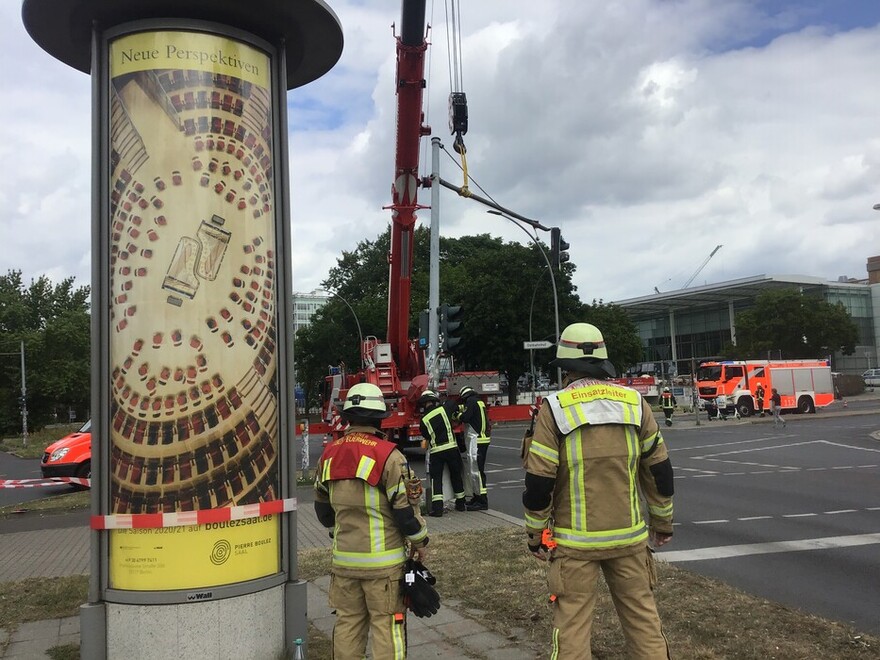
[{"xmin": 21, "ymin": 0, "xmax": 343, "ymax": 91}]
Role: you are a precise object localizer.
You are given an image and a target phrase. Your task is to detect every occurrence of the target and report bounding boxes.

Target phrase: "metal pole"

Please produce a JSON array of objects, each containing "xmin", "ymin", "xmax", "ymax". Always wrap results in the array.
[
  {"xmin": 441, "ymin": 177, "xmax": 549, "ymax": 231},
  {"xmin": 528, "ymin": 267, "xmax": 549, "ymax": 396},
  {"xmin": 20, "ymin": 341, "xmax": 28, "ymax": 446},
  {"xmin": 429, "ymin": 138, "xmax": 442, "ymax": 388}
]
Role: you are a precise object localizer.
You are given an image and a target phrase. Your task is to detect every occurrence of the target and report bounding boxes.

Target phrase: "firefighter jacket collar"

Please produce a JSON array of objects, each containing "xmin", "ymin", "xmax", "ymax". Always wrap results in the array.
[
  {"xmin": 320, "ymin": 429, "xmax": 397, "ymax": 487},
  {"xmin": 546, "ymin": 378, "xmax": 643, "ymax": 435}
]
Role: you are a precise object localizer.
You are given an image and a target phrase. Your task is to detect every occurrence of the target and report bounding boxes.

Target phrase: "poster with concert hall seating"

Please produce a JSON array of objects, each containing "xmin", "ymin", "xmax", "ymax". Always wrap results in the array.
[{"xmin": 107, "ymin": 30, "xmax": 281, "ymax": 591}]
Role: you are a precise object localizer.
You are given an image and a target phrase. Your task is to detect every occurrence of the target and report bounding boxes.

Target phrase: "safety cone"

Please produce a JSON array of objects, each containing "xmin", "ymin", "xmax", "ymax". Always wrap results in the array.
[{"xmin": 843, "ymin": 399, "xmax": 848, "ymax": 408}]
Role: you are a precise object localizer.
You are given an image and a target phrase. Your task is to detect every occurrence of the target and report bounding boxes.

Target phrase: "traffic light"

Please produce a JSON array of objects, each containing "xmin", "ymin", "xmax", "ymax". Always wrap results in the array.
[
  {"xmin": 439, "ymin": 303, "xmax": 464, "ymax": 352},
  {"xmin": 418, "ymin": 309, "xmax": 429, "ymax": 348},
  {"xmin": 551, "ymin": 227, "xmax": 570, "ymax": 270}
]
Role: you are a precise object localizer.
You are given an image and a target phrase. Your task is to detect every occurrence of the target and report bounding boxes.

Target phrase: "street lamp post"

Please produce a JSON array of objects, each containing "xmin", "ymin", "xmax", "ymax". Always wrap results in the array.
[
  {"xmin": 324, "ymin": 289, "xmax": 364, "ymax": 368},
  {"xmin": 528, "ymin": 266, "xmax": 551, "ymax": 394},
  {"xmin": 487, "ymin": 209, "xmax": 562, "ymax": 386}
]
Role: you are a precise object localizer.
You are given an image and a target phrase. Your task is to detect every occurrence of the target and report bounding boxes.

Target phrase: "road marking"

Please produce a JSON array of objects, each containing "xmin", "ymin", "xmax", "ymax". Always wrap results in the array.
[
  {"xmin": 659, "ymin": 533, "xmax": 880, "ymax": 563},
  {"xmin": 671, "ymin": 437, "xmax": 780, "ymax": 452},
  {"xmin": 674, "ymin": 463, "xmax": 879, "ymax": 480},
  {"xmin": 690, "ymin": 440, "xmax": 815, "ymax": 460},
  {"xmin": 682, "ymin": 506, "xmax": 879, "ymax": 526},
  {"xmin": 822, "ymin": 440, "xmax": 880, "ymax": 454}
]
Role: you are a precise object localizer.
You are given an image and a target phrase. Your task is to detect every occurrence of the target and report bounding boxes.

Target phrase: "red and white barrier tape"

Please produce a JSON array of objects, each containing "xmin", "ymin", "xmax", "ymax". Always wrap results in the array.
[
  {"xmin": 90, "ymin": 497, "xmax": 298, "ymax": 530},
  {"xmin": 0, "ymin": 476, "xmax": 91, "ymax": 489}
]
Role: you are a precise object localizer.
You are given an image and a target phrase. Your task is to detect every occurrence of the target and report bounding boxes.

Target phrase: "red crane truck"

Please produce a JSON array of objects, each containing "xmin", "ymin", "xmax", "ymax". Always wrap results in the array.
[
  {"xmin": 317, "ymin": 1, "xmax": 534, "ymax": 444},
  {"xmin": 319, "ymin": 0, "xmax": 432, "ymax": 447}
]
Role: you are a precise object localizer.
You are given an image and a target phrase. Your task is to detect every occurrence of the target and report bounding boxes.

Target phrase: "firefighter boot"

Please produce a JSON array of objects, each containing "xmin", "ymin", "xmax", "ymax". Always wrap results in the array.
[
  {"xmin": 428, "ymin": 500, "xmax": 444, "ymax": 517},
  {"xmin": 455, "ymin": 497, "xmax": 466, "ymax": 512},
  {"xmin": 466, "ymin": 495, "xmax": 488, "ymax": 511}
]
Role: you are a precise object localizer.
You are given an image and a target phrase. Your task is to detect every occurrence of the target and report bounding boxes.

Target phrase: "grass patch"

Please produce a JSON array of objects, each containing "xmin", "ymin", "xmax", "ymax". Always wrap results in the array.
[
  {"xmin": 0, "ymin": 576, "xmax": 88, "ymax": 629},
  {"xmin": 0, "ymin": 490, "xmax": 90, "ymax": 517},
  {"xmin": 301, "ymin": 527, "xmax": 880, "ymax": 659},
  {"xmin": 46, "ymin": 644, "xmax": 79, "ymax": 660},
  {"xmin": 0, "ymin": 424, "xmax": 81, "ymax": 460},
  {"xmin": 306, "ymin": 623, "xmax": 331, "ymax": 659}
]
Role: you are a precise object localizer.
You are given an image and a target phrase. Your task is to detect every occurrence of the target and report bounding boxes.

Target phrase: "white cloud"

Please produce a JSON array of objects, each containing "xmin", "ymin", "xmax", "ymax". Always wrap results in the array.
[{"xmin": 2, "ymin": 0, "xmax": 880, "ymax": 306}]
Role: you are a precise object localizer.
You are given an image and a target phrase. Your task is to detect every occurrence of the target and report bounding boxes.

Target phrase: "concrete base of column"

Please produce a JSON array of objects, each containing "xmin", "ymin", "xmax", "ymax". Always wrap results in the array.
[{"xmin": 102, "ymin": 585, "xmax": 284, "ymax": 658}]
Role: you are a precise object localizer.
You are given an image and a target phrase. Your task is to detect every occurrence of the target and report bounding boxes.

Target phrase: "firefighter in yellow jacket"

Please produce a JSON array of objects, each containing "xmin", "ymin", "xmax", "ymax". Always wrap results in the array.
[
  {"xmin": 522, "ymin": 323, "xmax": 674, "ymax": 659},
  {"xmin": 315, "ymin": 383, "xmax": 429, "ymax": 659}
]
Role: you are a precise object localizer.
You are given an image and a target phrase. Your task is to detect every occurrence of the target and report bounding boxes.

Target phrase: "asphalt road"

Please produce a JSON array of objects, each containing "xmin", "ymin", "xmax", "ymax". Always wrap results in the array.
[
  {"xmin": 0, "ymin": 449, "xmax": 73, "ymax": 509},
  {"xmin": 483, "ymin": 410, "xmax": 880, "ymax": 636}
]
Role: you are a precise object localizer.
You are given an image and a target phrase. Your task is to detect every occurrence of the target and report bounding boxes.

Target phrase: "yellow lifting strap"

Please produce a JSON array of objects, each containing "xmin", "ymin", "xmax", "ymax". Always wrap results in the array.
[{"xmin": 454, "ymin": 133, "xmax": 471, "ymax": 197}]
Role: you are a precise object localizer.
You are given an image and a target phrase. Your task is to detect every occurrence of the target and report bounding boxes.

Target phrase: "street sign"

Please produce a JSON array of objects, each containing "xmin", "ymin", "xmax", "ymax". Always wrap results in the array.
[{"xmin": 523, "ymin": 340, "xmax": 553, "ymax": 350}]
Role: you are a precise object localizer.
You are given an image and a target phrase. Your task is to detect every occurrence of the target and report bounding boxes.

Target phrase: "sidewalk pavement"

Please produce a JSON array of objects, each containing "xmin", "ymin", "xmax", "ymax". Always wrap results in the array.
[{"xmin": 1, "ymin": 494, "xmax": 536, "ymax": 659}]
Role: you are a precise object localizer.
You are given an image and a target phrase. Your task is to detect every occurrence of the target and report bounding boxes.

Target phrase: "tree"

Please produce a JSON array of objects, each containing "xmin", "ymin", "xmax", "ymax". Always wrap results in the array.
[
  {"xmin": 293, "ymin": 226, "xmax": 644, "ymax": 405},
  {"xmin": 728, "ymin": 289, "xmax": 859, "ymax": 359},
  {"xmin": 0, "ymin": 271, "xmax": 91, "ymax": 432}
]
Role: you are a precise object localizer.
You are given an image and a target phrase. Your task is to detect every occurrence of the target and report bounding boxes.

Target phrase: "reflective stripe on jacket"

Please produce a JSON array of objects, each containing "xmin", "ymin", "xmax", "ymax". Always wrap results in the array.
[
  {"xmin": 460, "ymin": 397, "xmax": 491, "ymax": 444},
  {"xmin": 420, "ymin": 405, "xmax": 457, "ymax": 452},
  {"xmin": 524, "ymin": 378, "xmax": 673, "ymax": 556}
]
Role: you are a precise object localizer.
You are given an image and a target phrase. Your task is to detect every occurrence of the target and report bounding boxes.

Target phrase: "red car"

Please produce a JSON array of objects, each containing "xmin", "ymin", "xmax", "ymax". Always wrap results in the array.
[{"xmin": 41, "ymin": 420, "xmax": 91, "ymax": 481}]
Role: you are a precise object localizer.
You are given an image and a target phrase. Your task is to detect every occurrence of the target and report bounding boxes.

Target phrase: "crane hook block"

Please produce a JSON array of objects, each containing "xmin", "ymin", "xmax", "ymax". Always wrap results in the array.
[{"xmin": 449, "ymin": 92, "xmax": 468, "ymax": 136}]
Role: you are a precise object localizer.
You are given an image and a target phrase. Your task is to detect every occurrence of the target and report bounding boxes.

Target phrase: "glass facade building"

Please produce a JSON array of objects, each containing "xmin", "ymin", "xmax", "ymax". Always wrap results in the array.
[{"xmin": 616, "ymin": 274, "xmax": 880, "ymax": 377}]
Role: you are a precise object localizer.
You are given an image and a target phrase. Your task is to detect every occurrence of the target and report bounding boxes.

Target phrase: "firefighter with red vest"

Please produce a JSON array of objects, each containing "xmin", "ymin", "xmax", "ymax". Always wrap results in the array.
[
  {"xmin": 522, "ymin": 323, "xmax": 674, "ymax": 659},
  {"xmin": 315, "ymin": 382, "xmax": 429, "ymax": 658}
]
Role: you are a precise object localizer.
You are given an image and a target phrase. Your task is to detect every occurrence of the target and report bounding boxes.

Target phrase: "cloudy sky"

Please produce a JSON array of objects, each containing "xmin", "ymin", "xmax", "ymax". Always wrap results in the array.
[{"xmin": 2, "ymin": 0, "xmax": 880, "ymax": 306}]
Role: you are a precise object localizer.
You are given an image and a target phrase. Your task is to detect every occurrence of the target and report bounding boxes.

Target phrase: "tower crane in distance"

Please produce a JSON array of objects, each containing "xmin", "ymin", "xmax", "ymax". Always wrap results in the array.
[{"xmin": 682, "ymin": 244, "xmax": 722, "ymax": 288}]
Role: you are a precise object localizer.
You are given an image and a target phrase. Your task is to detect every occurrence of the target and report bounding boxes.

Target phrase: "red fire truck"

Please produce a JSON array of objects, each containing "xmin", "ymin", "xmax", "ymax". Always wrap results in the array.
[{"xmin": 695, "ymin": 359, "xmax": 834, "ymax": 417}]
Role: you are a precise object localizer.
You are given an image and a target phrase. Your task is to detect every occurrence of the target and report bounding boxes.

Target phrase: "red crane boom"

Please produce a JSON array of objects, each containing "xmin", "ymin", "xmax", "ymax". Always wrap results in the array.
[{"xmin": 386, "ymin": 0, "xmax": 431, "ymax": 379}]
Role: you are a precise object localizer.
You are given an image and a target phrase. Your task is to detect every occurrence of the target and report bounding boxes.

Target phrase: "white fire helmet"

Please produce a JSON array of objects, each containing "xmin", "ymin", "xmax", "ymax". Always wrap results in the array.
[
  {"xmin": 550, "ymin": 322, "xmax": 616, "ymax": 378},
  {"xmin": 340, "ymin": 383, "xmax": 391, "ymax": 420}
]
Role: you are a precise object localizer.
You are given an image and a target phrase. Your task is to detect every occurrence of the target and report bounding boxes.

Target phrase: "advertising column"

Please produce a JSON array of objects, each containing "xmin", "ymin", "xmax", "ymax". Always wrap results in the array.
[{"xmin": 106, "ymin": 30, "xmax": 280, "ymax": 592}]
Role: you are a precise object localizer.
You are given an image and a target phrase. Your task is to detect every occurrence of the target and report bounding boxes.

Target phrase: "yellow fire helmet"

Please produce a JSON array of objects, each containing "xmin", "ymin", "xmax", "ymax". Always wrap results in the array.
[
  {"xmin": 550, "ymin": 322, "xmax": 617, "ymax": 378},
  {"xmin": 340, "ymin": 382, "xmax": 391, "ymax": 420}
]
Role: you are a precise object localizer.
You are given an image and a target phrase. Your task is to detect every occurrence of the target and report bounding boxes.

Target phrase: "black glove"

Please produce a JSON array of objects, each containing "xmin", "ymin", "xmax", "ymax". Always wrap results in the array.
[
  {"xmin": 527, "ymin": 534, "xmax": 542, "ymax": 553},
  {"xmin": 401, "ymin": 558, "xmax": 441, "ymax": 618}
]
